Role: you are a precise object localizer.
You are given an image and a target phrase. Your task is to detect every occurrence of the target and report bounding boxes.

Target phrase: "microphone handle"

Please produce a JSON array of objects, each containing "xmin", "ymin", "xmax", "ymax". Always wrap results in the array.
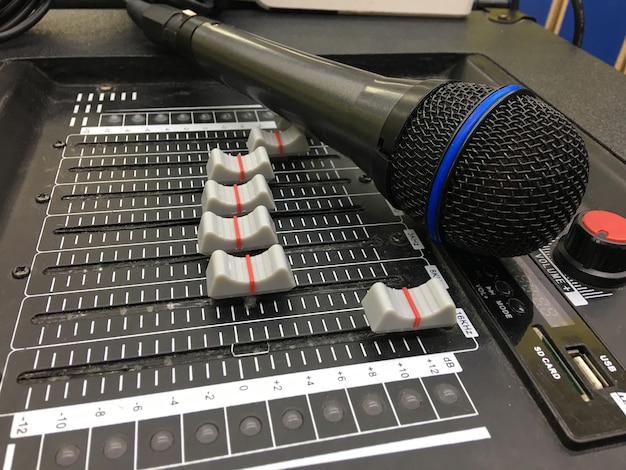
[{"xmin": 137, "ymin": 5, "xmax": 444, "ymax": 195}]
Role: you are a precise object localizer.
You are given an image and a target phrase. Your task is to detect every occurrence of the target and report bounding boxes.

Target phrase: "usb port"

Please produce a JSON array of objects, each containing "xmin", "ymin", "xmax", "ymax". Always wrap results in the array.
[{"xmin": 567, "ymin": 347, "xmax": 610, "ymax": 390}]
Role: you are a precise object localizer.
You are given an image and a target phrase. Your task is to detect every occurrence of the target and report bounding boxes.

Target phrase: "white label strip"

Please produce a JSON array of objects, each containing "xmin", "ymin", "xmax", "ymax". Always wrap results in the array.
[
  {"xmin": 80, "ymin": 121, "xmax": 276, "ymax": 135},
  {"xmin": 456, "ymin": 309, "xmax": 479, "ymax": 338},
  {"xmin": 564, "ymin": 290, "xmax": 589, "ymax": 307},
  {"xmin": 425, "ymin": 265, "xmax": 449, "ymax": 289},
  {"xmin": 403, "ymin": 229, "xmax": 425, "ymax": 250},
  {"xmin": 246, "ymin": 427, "xmax": 491, "ymax": 470},
  {"xmin": 11, "ymin": 352, "xmax": 462, "ymax": 438},
  {"xmin": 536, "ymin": 249, "xmax": 588, "ymax": 307},
  {"xmin": 610, "ymin": 392, "xmax": 626, "ymax": 417}
]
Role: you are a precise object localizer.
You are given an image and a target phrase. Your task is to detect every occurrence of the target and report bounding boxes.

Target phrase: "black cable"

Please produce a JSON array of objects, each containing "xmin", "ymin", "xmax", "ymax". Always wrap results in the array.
[
  {"xmin": 571, "ymin": 0, "xmax": 584, "ymax": 47},
  {"xmin": 54, "ymin": 1, "xmax": 126, "ymax": 6},
  {"xmin": 0, "ymin": 0, "xmax": 230, "ymax": 43},
  {"xmin": 0, "ymin": 0, "xmax": 52, "ymax": 43}
]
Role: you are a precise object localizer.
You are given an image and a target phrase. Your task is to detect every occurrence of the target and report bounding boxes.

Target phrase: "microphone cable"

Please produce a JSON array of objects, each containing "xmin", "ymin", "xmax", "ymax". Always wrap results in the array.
[
  {"xmin": 0, "ymin": 0, "xmax": 52, "ymax": 43},
  {"xmin": 571, "ymin": 0, "xmax": 585, "ymax": 47},
  {"xmin": 0, "ymin": 0, "xmax": 229, "ymax": 44}
]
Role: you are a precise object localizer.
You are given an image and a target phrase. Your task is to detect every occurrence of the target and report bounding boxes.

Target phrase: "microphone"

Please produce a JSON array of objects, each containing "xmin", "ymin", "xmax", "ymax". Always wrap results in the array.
[{"xmin": 126, "ymin": 0, "xmax": 589, "ymax": 257}]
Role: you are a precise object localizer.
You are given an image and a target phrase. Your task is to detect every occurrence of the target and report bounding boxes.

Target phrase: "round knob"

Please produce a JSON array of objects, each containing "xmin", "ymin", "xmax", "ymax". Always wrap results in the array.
[{"xmin": 553, "ymin": 210, "xmax": 626, "ymax": 287}]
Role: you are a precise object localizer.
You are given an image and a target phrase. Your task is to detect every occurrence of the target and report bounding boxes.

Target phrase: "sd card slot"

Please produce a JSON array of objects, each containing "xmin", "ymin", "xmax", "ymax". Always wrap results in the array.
[{"xmin": 532, "ymin": 326, "xmax": 591, "ymax": 402}]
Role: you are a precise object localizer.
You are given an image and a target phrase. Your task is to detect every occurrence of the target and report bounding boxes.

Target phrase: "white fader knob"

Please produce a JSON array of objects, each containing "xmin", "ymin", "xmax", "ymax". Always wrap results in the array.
[
  {"xmin": 206, "ymin": 245, "xmax": 296, "ymax": 299},
  {"xmin": 197, "ymin": 206, "xmax": 278, "ymax": 255},
  {"xmin": 247, "ymin": 126, "xmax": 309, "ymax": 156},
  {"xmin": 206, "ymin": 147, "xmax": 274, "ymax": 184},
  {"xmin": 201, "ymin": 174, "xmax": 276, "ymax": 215},
  {"xmin": 362, "ymin": 279, "xmax": 457, "ymax": 333}
]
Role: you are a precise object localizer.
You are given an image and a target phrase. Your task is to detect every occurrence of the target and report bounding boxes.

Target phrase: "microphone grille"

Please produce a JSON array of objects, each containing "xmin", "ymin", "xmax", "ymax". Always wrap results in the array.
[
  {"xmin": 389, "ymin": 82, "xmax": 589, "ymax": 257},
  {"xmin": 389, "ymin": 82, "xmax": 494, "ymax": 228}
]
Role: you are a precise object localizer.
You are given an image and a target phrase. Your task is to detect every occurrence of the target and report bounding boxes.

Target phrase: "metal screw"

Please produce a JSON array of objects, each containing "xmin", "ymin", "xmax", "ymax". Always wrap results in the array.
[
  {"xmin": 53, "ymin": 140, "xmax": 66, "ymax": 149},
  {"xmin": 358, "ymin": 174, "xmax": 372, "ymax": 183},
  {"xmin": 99, "ymin": 84, "xmax": 113, "ymax": 92},
  {"xmin": 391, "ymin": 232, "xmax": 405, "ymax": 243},
  {"xmin": 498, "ymin": 13, "xmax": 509, "ymax": 20},
  {"xmin": 35, "ymin": 193, "xmax": 50, "ymax": 204},
  {"xmin": 12, "ymin": 266, "xmax": 30, "ymax": 279}
]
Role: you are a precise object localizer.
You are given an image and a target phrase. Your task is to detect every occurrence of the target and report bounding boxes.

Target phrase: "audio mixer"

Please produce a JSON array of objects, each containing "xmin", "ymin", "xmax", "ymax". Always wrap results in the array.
[{"xmin": 0, "ymin": 53, "xmax": 625, "ymax": 469}]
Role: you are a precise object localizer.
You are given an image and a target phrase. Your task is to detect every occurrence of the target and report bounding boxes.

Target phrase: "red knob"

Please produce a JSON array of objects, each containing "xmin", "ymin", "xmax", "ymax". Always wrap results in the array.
[{"xmin": 553, "ymin": 210, "xmax": 626, "ymax": 287}]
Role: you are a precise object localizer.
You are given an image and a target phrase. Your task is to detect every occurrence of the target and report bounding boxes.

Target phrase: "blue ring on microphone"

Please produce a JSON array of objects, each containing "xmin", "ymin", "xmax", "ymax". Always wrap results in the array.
[{"xmin": 426, "ymin": 83, "xmax": 524, "ymax": 243}]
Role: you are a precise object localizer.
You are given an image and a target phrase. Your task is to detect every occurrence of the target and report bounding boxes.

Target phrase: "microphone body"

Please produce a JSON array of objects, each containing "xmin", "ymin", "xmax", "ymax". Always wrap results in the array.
[
  {"xmin": 190, "ymin": 24, "xmax": 441, "ymax": 185},
  {"xmin": 189, "ymin": 22, "xmax": 450, "ymax": 200},
  {"xmin": 129, "ymin": 1, "xmax": 441, "ymax": 194},
  {"xmin": 127, "ymin": 1, "xmax": 590, "ymax": 257}
]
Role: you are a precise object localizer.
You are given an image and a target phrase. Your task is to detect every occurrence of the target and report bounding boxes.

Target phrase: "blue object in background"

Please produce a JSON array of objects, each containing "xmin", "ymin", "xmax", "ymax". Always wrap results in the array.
[{"xmin": 520, "ymin": 0, "xmax": 626, "ymax": 66}]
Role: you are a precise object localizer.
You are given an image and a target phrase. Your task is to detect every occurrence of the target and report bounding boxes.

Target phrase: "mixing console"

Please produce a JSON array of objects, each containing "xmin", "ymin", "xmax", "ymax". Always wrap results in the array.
[{"xmin": 0, "ymin": 55, "xmax": 625, "ymax": 469}]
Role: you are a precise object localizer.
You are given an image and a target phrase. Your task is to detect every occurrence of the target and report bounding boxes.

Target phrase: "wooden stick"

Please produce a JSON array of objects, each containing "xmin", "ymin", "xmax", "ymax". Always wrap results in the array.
[
  {"xmin": 616, "ymin": 36, "xmax": 626, "ymax": 74},
  {"xmin": 546, "ymin": 0, "xmax": 569, "ymax": 34}
]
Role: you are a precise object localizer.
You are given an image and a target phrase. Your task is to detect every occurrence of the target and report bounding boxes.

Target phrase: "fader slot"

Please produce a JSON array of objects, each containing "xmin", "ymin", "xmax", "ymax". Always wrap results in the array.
[
  {"xmin": 5, "ymin": 331, "xmax": 430, "ymax": 412},
  {"xmin": 57, "ymin": 157, "xmax": 206, "ymax": 184},
  {"xmin": 17, "ymin": 286, "xmax": 372, "ymax": 346},
  {"xmin": 41, "ymin": 254, "xmax": 206, "ymax": 276},
  {"xmin": 65, "ymin": 129, "xmax": 250, "ymax": 157}
]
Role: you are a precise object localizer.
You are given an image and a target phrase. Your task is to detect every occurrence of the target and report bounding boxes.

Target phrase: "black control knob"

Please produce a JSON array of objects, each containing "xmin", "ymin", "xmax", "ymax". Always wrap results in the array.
[{"xmin": 553, "ymin": 210, "xmax": 626, "ymax": 287}]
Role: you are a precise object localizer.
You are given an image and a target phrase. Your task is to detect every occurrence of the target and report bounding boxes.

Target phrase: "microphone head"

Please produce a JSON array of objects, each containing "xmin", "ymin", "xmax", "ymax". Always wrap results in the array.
[{"xmin": 389, "ymin": 82, "xmax": 589, "ymax": 258}]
